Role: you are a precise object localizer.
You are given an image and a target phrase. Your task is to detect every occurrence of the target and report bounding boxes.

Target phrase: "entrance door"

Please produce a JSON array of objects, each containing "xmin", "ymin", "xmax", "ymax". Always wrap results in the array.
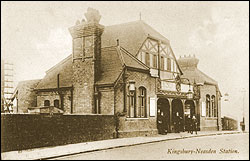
[
  {"xmin": 157, "ymin": 98, "xmax": 170, "ymax": 133},
  {"xmin": 172, "ymin": 99, "xmax": 184, "ymax": 132}
]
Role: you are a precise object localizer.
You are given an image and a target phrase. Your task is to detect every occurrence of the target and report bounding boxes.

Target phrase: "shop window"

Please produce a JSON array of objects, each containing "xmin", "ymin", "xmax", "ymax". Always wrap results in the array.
[
  {"xmin": 138, "ymin": 87, "xmax": 147, "ymax": 118},
  {"xmin": 44, "ymin": 100, "xmax": 50, "ymax": 107},
  {"xmin": 54, "ymin": 99, "xmax": 59, "ymax": 108},
  {"xmin": 206, "ymin": 95, "xmax": 210, "ymax": 117}
]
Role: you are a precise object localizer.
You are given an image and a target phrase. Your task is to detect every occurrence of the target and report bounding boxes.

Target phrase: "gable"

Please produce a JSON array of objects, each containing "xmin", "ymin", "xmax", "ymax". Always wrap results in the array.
[
  {"xmin": 102, "ymin": 20, "xmax": 169, "ymax": 56},
  {"xmin": 136, "ymin": 37, "xmax": 182, "ymax": 76}
]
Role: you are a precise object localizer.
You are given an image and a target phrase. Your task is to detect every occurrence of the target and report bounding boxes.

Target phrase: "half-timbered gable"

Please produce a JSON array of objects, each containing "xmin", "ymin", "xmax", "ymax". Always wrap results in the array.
[{"xmin": 136, "ymin": 37, "xmax": 181, "ymax": 79}]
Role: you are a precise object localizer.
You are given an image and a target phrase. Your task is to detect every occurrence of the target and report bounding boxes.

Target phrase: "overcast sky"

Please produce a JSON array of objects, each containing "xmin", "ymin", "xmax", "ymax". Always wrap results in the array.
[{"xmin": 1, "ymin": 1, "xmax": 249, "ymax": 124}]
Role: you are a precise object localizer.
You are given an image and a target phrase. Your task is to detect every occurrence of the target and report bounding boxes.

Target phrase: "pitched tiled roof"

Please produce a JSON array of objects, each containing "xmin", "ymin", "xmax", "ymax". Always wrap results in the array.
[
  {"xmin": 35, "ymin": 55, "xmax": 73, "ymax": 90},
  {"xmin": 96, "ymin": 46, "xmax": 149, "ymax": 85},
  {"xmin": 102, "ymin": 20, "xmax": 169, "ymax": 56},
  {"xmin": 97, "ymin": 46, "xmax": 124, "ymax": 85},
  {"xmin": 35, "ymin": 20, "xmax": 166, "ymax": 88},
  {"xmin": 12, "ymin": 79, "xmax": 41, "ymax": 99},
  {"xmin": 180, "ymin": 68, "xmax": 218, "ymax": 85}
]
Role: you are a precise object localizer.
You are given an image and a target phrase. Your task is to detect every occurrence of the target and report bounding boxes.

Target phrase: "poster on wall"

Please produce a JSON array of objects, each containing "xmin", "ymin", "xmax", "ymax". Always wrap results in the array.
[
  {"xmin": 150, "ymin": 98, "xmax": 156, "ymax": 117},
  {"xmin": 202, "ymin": 101, "xmax": 206, "ymax": 116}
]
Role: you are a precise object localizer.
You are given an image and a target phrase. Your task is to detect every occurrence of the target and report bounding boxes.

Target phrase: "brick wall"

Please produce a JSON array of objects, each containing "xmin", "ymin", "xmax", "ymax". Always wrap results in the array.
[
  {"xmin": 16, "ymin": 80, "xmax": 40, "ymax": 113},
  {"xmin": 99, "ymin": 87, "xmax": 115, "ymax": 115},
  {"xmin": 1, "ymin": 114, "xmax": 116, "ymax": 152},
  {"xmin": 199, "ymin": 84, "xmax": 220, "ymax": 131},
  {"xmin": 115, "ymin": 69, "xmax": 158, "ymax": 137},
  {"xmin": 72, "ymin": 59, "xmax": 94, "ymax": 114},
  {"xmin": 37, "ymin": 90, "xmax": 72, "ymax": 114}
]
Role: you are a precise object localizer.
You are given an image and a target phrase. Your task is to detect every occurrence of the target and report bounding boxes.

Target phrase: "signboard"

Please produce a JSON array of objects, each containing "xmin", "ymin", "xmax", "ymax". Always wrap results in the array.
[
  {"xmin": 161, "ymin": 81, "xmax": 176, "ymax": 91},
  {"xmin": 150, "ymin": 97, "xmax": 156, "ymax": 117},
  {"xmin": 201, "ymin": 101, "xmax": 206, "ymax": 117},
  {"xmin": 181, "ymin": 84, "xmax": 193, "ymax": 93}
]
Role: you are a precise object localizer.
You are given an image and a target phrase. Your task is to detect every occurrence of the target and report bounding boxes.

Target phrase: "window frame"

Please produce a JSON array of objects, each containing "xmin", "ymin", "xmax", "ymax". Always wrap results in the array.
[
  {"xmin": 44, "ymin": 100, "xmax": 50, "ymax": 107},
  {"xmin": 138, "ymin": 87, "xmax": 147, "ymax": 118}
]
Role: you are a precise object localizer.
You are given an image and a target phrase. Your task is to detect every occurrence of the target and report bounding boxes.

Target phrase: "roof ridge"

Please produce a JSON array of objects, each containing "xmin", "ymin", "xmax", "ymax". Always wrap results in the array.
[
  {"xmin": 116, "ymin": 46, "xmax": 126, "ymax": 66},
  {"xmin": 106, "ymin": 20, "xmax": 145, "ymax": 28}
]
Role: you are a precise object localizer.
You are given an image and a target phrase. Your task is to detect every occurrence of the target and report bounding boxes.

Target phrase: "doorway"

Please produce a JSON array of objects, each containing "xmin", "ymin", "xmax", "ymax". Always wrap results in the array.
[
  {"xmin": 157, "ymin": 98, "xmax": 170, "ymax": 133},
  {"xmin": 172, "ymin": 99, "xmax": 184, "ymax": 132}
]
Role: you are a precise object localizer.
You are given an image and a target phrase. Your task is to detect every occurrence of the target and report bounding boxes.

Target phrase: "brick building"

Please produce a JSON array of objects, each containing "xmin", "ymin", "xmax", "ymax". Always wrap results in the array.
[
  {"xmin": 177, "ymin": 55, "xmax": 222, "ymax": 131},
  {"xmin": 12, "ymin": 8, "xmax": 222, "ymax": 136}
]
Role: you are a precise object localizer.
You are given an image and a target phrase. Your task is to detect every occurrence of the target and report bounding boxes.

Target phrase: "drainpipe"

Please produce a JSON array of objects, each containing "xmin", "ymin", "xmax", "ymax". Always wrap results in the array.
[
  {"xmin": 70, "ymin": 85, "xmax": 73, "ymax": 114},
  {"xmin": 123, "ymin": 68, "xmax": 127, "ymax": 113}
]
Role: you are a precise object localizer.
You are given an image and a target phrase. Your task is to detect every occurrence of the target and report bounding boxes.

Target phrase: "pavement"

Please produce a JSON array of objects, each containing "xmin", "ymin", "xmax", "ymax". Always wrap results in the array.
[{"xmin": 1, "ymin": 130, "xmax": 243, "ymax": 160}]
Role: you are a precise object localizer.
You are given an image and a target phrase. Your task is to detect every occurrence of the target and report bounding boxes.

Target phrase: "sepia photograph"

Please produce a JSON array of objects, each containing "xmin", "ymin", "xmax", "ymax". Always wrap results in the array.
[{"xmin": 1, "ymin": 1, "xmax": 249, "ymax": 160}]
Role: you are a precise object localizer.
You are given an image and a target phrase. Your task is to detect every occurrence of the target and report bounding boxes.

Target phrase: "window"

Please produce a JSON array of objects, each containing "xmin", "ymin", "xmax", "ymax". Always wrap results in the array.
[
  {"xmin": 54, "ymin": 99, "xmax": 59, "ymax": 108},
  {"xmin": 167, "ymin": 58, "xmax": 171, "ymax": 71},
  {"xmin": 206, "ymin": 95, "xmax": 210, "ymax": 117},
  {"xmin": 164, "ymin": 57, "xmax": 167, "ymax": 70},
  {"xmin": 44, "ymin": 100, "xmax": 50, "ymax": 107},
  {"xmin": 127, "ymin": 87, "xmax": 136, "ymax": 118},
  {"xmin": 211, "ymin": 95, "xmax": 216, "ymax": 117},
  {"xmin": 138, "ymin": 87, "xmax": 147, "ymax": 118},
  {"xmin": 145, "ymin": 52, "xmax": 150, "ymax": 66},
  {"xmin": 153, "ymin": 55, "xmax": 157, "ymax": 68},
  {"xmin": 160, "ymin": 56, "xmax": 164, "ymax": 70}
]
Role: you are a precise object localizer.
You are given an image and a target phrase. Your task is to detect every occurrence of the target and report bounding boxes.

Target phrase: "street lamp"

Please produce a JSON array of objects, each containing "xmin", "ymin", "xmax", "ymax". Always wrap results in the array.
[{"xmin": 128, "ymin": 81, "xmax": 135, "ymax": 92}]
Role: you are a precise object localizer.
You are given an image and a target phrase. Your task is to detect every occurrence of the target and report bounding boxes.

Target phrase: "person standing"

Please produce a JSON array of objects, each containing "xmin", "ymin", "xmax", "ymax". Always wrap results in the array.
[
  {"xmin": 191, "ymin": 115, "xmax": 198, "ymax": 134},
  {"xmin": 174, "ymin": 112, "xmax": 181, "ymax": 133},
  {"xmin": 186, "ymin": 115, "xmax": 191, "ymax": 133}
]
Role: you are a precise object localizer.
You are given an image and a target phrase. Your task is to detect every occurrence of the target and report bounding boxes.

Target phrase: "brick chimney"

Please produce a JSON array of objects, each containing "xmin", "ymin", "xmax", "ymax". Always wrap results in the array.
[
  {"xmin": 177, "ymin": 54, "xmax": 199, "ymax": 70},
  {"xmin": 69, "ymin": 8, "xmax": 104, "ymax": 114}
]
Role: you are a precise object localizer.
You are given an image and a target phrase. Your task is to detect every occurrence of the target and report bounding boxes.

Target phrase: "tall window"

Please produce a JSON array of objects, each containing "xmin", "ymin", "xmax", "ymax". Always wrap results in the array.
[
  {"xmin": 127, "ymin": 88, "xmax": 136, "ymax": 118},
  {"xmin": 44, "ymin": 100, "xmax": 50, "ymax": 107},
  {"xmin": 138, "ymin": 87, "xmax": 147, "ymax": 118},
  {"xmin": 167, "ymin": 58, "xmax": 171, "ymax": 71},
  {"xmin": 153, "ymin": 55, "xmax": 157, "ymax": 68},
  {"xmin": 54, "ymin": 99, "xmax": 59, "ymax": 108},
  {"xmin": 160, "ymin": 56, "xmax": 164, "ymax": 70},
  {"xmin": 206, "ymin": 95, "xmax": 210, "ymax": 117},
  {"xmin": 145, "ymin": 52, "xmax": 150, "ymax": 66},
  {"xmin": 211, "ymin": 95, "xmax": 216, "ymax": 117}
]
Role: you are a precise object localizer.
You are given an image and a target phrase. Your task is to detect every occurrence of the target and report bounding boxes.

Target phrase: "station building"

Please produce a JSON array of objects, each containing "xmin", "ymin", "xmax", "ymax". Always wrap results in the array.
[{"xmin": 11, "ymin": 8, "xmax": 222, "ymax": 136}]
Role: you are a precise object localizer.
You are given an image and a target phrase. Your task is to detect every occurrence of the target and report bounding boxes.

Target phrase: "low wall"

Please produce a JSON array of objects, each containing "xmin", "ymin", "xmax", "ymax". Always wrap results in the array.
[{"xmin": 1, "ymin": 114, "xmax": 116, "ymax": 152}]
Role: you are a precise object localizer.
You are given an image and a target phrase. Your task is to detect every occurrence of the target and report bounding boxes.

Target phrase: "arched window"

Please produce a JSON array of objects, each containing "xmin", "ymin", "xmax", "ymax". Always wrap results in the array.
[
  {"xmin": 127, "ymin": 86, "xmax": 136, "ymax": 118},
  {"xmin": 206, "ymin": 95, "xmax": 210, "ymax": 117},
  {"xmin": 138, "ymin": 87, "xmax": 147, "ymax": 118},
  {"xmin": 211, "ymin": 95, "xmax": 216, "ymax": 117},
  {"xmin": 44, "ymin": 100, "xmax": 50, "ymax": 107},
  {"xmin": 54, "ymin": 99, "xmax": 59, "ymax": 108}
]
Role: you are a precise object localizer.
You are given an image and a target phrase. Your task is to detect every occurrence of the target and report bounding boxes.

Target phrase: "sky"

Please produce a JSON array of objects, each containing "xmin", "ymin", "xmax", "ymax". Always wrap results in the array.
[{"xmin": 1, "ymin": 1, "xmax": 249, "ymax": 127}]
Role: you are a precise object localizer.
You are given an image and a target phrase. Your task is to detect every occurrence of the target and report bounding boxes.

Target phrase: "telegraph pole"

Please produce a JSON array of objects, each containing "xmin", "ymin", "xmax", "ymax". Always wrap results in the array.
[{"xmin": 240, "ymin": 88, "xmax": 246, "ymax": 131}]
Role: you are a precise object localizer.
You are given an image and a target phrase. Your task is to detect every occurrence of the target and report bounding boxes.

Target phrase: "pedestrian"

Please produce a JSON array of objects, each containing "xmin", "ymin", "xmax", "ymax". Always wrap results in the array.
[
  {"xmin": 158, "ymin": 112, "xmax": 167, "ymax": 135},
  {"xmin": 191, "ymin": 115, "xmax": 198, "ymax": 134},
  {"xmin": 174, "ymin": 112, "xmax": 181, "ymax": 133},
  {"xmin": 186, "ymin": 115, "xmax": 191, "ymax": 133}
]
